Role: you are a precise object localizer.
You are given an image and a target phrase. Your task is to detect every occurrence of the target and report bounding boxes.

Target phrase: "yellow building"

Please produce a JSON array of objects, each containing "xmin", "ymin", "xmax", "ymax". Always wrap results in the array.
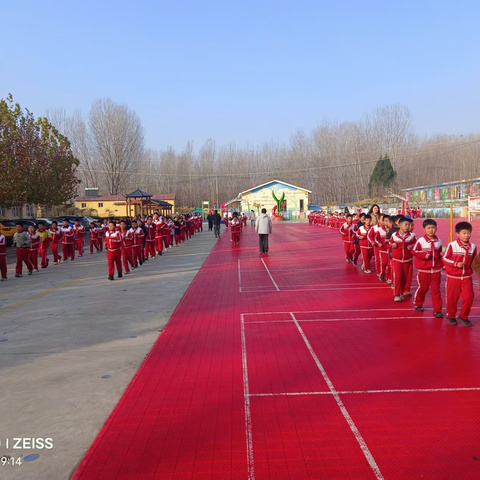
[
  {"xmin": 239, "ymin": 180, "xmax": 311, "ymax": 219},
  {"xmin": 75, "ymin": 189, "xmax": 176, "ymax": 218}
]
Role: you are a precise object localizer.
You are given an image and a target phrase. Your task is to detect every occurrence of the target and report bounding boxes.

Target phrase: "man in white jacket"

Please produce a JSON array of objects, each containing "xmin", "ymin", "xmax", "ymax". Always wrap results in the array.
[{"xmin": 255, "ymin": 208, "xmax": 273, "ymax": 254}]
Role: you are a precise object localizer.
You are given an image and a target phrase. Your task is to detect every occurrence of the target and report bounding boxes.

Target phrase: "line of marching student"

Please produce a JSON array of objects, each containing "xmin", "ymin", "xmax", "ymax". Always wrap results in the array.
[
  {"xmin": 0, "ymin": 212, "xmax": 204, "ymax": 282},
  {"xmin": 310, "ymin": 209, "xmax": 480, "ymax": 327}
]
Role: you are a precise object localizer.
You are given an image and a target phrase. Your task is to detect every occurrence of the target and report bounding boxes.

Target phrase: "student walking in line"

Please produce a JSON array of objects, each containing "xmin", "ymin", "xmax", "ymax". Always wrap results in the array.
[
  {"xmin": 249, "ymin": 210, "xmax": 256, "ymax": 227},
  {"xmin": 13, "ymin": 223, "xmax": 33, "ymax": 277},
  {"xmin": 256, "ymin": 208, "xmax": 273, "ymax": 254}
]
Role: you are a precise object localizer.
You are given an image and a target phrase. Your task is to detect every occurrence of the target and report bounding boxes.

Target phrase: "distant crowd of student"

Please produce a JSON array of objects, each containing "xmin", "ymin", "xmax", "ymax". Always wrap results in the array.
[
  {"xmin": 0, "ymin": 212, "xmax": 204, "ymax": 282},
  {"xmin": 309, "ymin": 206, "xmax": 480, "ymax": 327}
]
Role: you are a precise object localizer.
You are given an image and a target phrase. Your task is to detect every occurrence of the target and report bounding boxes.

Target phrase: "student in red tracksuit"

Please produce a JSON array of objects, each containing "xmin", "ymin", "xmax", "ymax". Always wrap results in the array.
[
  {"xmin": 27, "ymin": 225, "xmax": 41, "ymax": 271},
  {"xmin": 356, "ymin": 214, "xmax": 374, "ymax": 273},
  {"xmin": 120, "ymin": 220, "xmax": 134, "ymax": 274},
  {"xmin": 367, "ymin": 215, "xmax": 382, "ymax": 274},
  {"xmin": 155, "ymin": 220, "xmax": 164, "ymax": 255},
  {"xmin": 374, "ymin": 214, "xmax": 390, "ymax": 282},
  {"xmin": 98, "ymin": 221, "xmax": 107, "ymax": 251},
  {"xmin": 389, "ymin": 217, "xmax": 416, "ymax": 301},
  {"xmin": 36, "ymin": 222, "xmax": 51, "ymax": 268},
  {"xmin": 144, "ymin": 216, "xmax": 156, "ymax": 260},
  {"xmin": 163, "ymin": 218, "xmax": 172, "ymax": 250},
  {"xmin": 230, "ymin": 213, "xmax": 241, "ymax": 246},
  {"xmin": 13, "ymin": 223, "xmax": 33, "ymax": 276},
  {"xmin": 412, "ymin": 219, "xmax": 443, "ymax": 318},
  {"xmin": 128, "ymin": 220, "xmax": 144, "ymax": 267},
  {"xmin": 352, "ymin": 213, "xmax": 365, "ymax": 265},
  {"xmin": 49, "ymin": 221, "xmax": 62, "ymax": 264},
  {"xmin": 73, "ymin": 219, "xmax": 85, "ymax": 256},
  {"xmin": 105, "ymin": 220, "xmax": 123, "ymax": 280},
  {"xmin": 61, "ymin": 220, "xmax": 75, "ymax": 261},
  {"xmin": 89, "ymin": 222, "xmax": 100, "ymax": 253},
  {"xmin": 404, "ymin": 218, "xmax": 417, "ymax": 296},
  {"xmin": 442, "ymin": 221, "xmax": 477, "ymax": 327},
  {"xmin": 0, "ymin": 233, "xmax": 7, "ymax": 280},
  {"xmin": 339, "ymin": 214, "xmax": 356, "ymax": 263}
]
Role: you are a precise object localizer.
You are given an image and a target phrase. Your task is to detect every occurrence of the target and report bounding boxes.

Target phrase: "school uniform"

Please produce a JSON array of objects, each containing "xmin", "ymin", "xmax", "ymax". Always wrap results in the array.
[
  {"xmin": 89, "ymin": 227, "xmax": 99, "ymax": 253},
  {"xmin": 389, "ymin": 231, "xmax": 416, "ymax": 297},
  {"xmin": 374, "ymin": 226, "xmax": 390, "ymax": 279},
  {"xmin": 230, "ymin": 218, "xmax": 241, "ymax": 245},
  {"xmin": 73, "ymin": 225, "xmax": 85, "ymax": 256},
  {"xmin": 49, "ymin": 227, "xmax": 62, "ymax": 263},
  {"xmin": 37, "ymin": 229, "xmax": 51, "ymax": 268},
  {"xmin": 0, "ymin": 234, "xmax": 7, "ymax": 279},
  {"xmin": 443, "ymin": 239, "xmax": 477, "ymax": 321},
  {"xmin": 356, "ymin": 225, "xmax": 374, "ymax": 271},
  {"xmin": 367, "ymin": 225, "xmax": 381, "ymax": 272},
  {"xmin": 61, "ymin": 225, "xmax": 75, "ymax": 260},
  {"xmin": 13, "ymin": 231, "xmax": 33, "ymax": 275},
  {"xmin": 144, "ymin": 223, "xmax": 156, "ymax": 259},
  {"xmin": 129, "ymin": 227, "xmax": 144, "ymax": 267},
  {"xmin": 120, "ymin": 229, "xmax": 134, "ymax": 273},
  {"xmin": 412, "ymin": 235, "xmax": 443, "ymax": 313},
  {"xmin": 339, "ymin": 222, "xmax": 357, "ymax": 261},
  {"xmin": 98, "ymin": 224, "xmax": 107, "ymax": 251},
  {"xmin": 105, "ymin": 230, "xmax": 122, "ymax": 278},
  {"xmin": 28, "ymin": 231, "xmax": 41, "ymax": 270}
]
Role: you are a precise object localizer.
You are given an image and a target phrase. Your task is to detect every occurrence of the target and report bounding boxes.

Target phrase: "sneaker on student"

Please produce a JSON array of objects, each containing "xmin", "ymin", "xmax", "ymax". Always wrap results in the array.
[
  {"xmin": 361, "ymin": 265, "xmax": 365, "ymax": 271},
  {"xmin": 403, "ymin": 292, "xmax": 412, "ymax": 297},
  {"xmin": 118, "ymin": 273, "xmax": 123, "ymax": 278},
  {"xmin": 394, "ymin": 296, "xmax": 403, "ymax": 302},
  {"xmin": 414, "ymin": 306, "xmax": 424, "ymax": 312},
  {"xmin": 446, "ymin": 317, "xmax": 457, "ymax": 325},
  {"xmin": 353, "ymin": 260, "xmax": 357, "ymax": 266},
  {"xmin": 108, "ymin": 275, "xmax": 114, "ymax": 281},
  {"xmin": 458, "ymin": 317, "xmax": 473, "ymax": 327},
  {"xmin": 434, "ymin": 312, "xmax": 443, "ymax": 318},
  {"xmin": 28, "ymin": 270, "xmax": 33, "ymax": 275},
  {"xmin": 364, "ymin": 270, "xmax": 372, "ymax": 274},
  {"xmin": 387, "ymin": 279, "xmax": 393, "ymax": 284},
  {"xmin": 345, "ymin": 259, "xmax": 351, "ymax": 263},
  {"xmin": 379, "ymin": 276, "xmax": 385, "ymax": 281},
  {"xmin": 15, "ymin": 274, "xmax": 23, "ymax": 278}
]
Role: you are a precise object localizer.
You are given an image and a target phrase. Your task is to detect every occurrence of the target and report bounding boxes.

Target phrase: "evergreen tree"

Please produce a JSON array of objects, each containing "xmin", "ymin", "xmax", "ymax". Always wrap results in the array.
[{"xmin": 368, "ymin": 155, "xmax": 397, "ymax": 196}]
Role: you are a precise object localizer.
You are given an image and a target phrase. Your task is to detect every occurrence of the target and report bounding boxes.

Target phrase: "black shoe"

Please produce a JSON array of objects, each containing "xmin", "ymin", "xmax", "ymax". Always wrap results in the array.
[
  {"xmin": 108, "ymin": 276, "xmax": 114, "ymax": 281},
  {"xmin": 28, "ymin": 270, "xmax": 33, "ymax": 275},
  {"xmin": 379, "ymin": 276, "xmax": 385, "ymax": 281},
  {"xmin": 15, "ymin": 274, "xmax": 23, "ymax": 278},
  {"xmin": 118, "ymin": 273, "xmax": 123, "ymax": 278},
  {"xmin": 125, "ymin": 271, "xmax": 130, "ymax": 274},
  {"xmin": 139, "ymin": 261, "xmax": 143, "ymax": 266},
  {"xmin": 414, "ymin": 306, "xmax": 424, "ymax": 312},
  {"xmin": 353, "ymin": 261, "xmax": 357, "ymax": 266},
  {"xmin": 446, "ymin": 317, "xmax": 457, "ymax": 325},
  {"xmin": 434, "ymin": 312, "xmax": 443, "ymax": 318},
  {"xmin": 458, "ymin": 317, "xmax": 473, "ymax": 327}
]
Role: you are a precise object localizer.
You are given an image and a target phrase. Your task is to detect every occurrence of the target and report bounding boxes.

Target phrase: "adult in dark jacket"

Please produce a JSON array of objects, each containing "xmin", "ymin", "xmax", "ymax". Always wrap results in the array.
[{"xmin": 212, "ymin": 211, "xmax": 222, "ymax": 238}]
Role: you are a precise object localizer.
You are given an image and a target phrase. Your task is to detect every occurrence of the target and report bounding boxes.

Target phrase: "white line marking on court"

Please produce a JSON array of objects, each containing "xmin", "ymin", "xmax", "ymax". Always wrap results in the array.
[
  {"xmin": 244, "ymin": 316, "xmax": 423, "ymax": 324},
  {"xmin": 241, "ymin": 314, "xmax": 255, "ymax": 480},
  {"xmin": 241, "ymin": 308, "xmax": 416, "ymax": 316},
  {"xmin": 238, "ymin": 259, "xmax": 242, "ymax": 293},
  {"xmin": 290, "ymin": 312, "xmax": 384, "ymax": 480},
  {"xmin": 249, "ymin": 387, "xmax": 480, "ymax": 397},
  {"xmin": 241, "ymin": 286, "xmax": 391, "ymax": 293},
  {"xmin": 261, "ymin": 258, "xmax": 280, "ymax": 291}
]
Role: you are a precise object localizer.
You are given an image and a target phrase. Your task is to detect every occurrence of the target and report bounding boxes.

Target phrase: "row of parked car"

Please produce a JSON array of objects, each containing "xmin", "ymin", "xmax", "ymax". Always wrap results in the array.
[{"xmin": 0, "ymin": 216, "xmax": 97, "ymax": 246}]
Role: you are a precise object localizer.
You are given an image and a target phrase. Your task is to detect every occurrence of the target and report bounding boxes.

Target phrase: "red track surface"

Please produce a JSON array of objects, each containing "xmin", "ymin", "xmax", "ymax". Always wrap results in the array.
[{"xmin": 73, "ymin": 220, "xmax": 480, "ymax": 480}]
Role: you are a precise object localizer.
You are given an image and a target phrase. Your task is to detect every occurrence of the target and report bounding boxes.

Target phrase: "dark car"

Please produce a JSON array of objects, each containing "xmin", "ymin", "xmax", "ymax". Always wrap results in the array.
[
  {"xmin": 55, "ymin": 216, "xmax": 90, "ymax": 232},
  {"xmin": 15, "ymin": 219, "xmax": 40, "ymax": 230}
]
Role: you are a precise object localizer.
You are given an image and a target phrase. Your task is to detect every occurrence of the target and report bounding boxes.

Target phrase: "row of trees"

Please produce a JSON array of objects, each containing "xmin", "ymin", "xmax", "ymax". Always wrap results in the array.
[
  {"xmin": 49, "ymin": 100, "xmax": 480, "ymax": 208},
  {"xmin": 0, "ymin": 95, "xmax": 79, "ymax": 208},
  {"xmin": 3, "ymin": 94, "xmax": 479, "ymax": 210}
]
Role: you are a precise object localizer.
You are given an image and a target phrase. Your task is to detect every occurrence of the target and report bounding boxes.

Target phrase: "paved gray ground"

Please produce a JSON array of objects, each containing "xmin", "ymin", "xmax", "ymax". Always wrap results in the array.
[{"xmin": 0, "ymin": 228, "xmax": 219, "ymax": 480}]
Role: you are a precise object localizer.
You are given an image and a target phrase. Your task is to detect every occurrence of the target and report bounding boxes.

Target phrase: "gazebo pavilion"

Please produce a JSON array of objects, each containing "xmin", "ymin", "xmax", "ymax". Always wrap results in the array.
[{"xmin": 125, "ymin": 189, "xmax": 173, "ymax": 218}]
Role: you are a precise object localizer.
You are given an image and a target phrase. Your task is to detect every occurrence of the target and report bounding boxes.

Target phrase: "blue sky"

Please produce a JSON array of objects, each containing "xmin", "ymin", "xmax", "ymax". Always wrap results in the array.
[{"xmin": 1, "ymin": 0, "xmax": 479, "ymax": 151}]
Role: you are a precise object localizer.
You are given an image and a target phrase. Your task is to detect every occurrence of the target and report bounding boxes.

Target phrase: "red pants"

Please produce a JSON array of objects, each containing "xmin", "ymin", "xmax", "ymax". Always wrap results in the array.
[
  {"xmin": 379, "ymin": 250, "xmax": 389, "ymax": 278},
  {"xmin": 121, "ymin": 248, "xmax": 133, "ymax": 273},
  {"xmin": 28, "ymin": 248, "xmax": 39, "ymax": 270},
  {"xmin": 62, "ymin": 243, "xmax": 75, "ymax": 260},
  {"xmin": 144, "ymin": 240, "xmax": 155, "ymax": 259},
  {"xmin": 445, "ymin": 276, "xmax": 474, "ymax": 320},
  {"xmin": 155, "ymin": 236, "xmax": 163, "ymax": 253},
  {"xmin": 51, "ymin": 242, "xmax": 60, "ymax": 263},
  {"xmin": 0, "ymin": 254, "xmax": 6, "ymax": 279},
  {"xmin": 175, "ymin": 233, "xmax": 181, "ymax": 245},
  {"xmin": 75, "ymin": 238, "xmax": 84, "ymax": 255},
  {"xmin": 414, "ymin": 271, "xmax": 442, "ymax": 312},
  {"xmin": 353, "ymin": 244, "xmax": 361, "ymax": 262},
  {"xmin": 131, "ymin": 245, "xmax": 142, "ymax": 266},
  {"xmin": 360, "ymin": 247, "xmax": 373, "ymax": 270},
  {"xmin": 107, "ymin": 249, "xmax": 122, "ymax": 277},
  {"xmin": 405, "ymin": 262, "xmax": 413, "ymax": 292},
  {"xmin": 16, "ymin": 248, "xmax": 33, "ymax": 275},
  {"xmin": 90, "ymin": 238, "xmax": 99, "ymax": 253},
  {"xmin": 392, "ymin": 260, "xmax": 412, "ymax": 297},
  {"xmin": 98, "ymin": 236, "xmax": 104, "ymax": 252},
  {"xmin": 163, "ymin": 235, "xmax": 170, "ymax": 249},
  {"xmin": 373, "ymin": 247, "xmax": 381, "ymax": 272},
  {"xmin": 343, "ymin": 241, "xmax": 354, "ymax": 260},
  {"xmin": 39, "ymin": 243, "xmax": 49, "ymax": 268}
]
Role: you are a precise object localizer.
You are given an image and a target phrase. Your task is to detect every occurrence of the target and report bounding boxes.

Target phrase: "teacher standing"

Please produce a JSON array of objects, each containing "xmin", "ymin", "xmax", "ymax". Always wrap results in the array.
[{"xmin": 255, "ymin": 208, "xmax": 273, "ymax": 254}]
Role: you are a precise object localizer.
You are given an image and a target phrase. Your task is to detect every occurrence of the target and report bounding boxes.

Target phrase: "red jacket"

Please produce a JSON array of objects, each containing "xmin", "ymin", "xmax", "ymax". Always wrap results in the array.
[
  {"xmin": 356, "ymin": 225, "xmax": 373, "ymax": 249},
  {"xmin": 145, "ymin": 224, "xmax": 155, "ymax": 241},
  {"xmin": 443, "ymin": 239, "xmax": 477, "ymax": 279},
  {"xmin": 339, "ymin": 222, "xmax": 357, "ymax": 242},
  {"xmin": 0, "ymin": 234, "xmax": 6, "ymax": 255},
  {"xmin": 412, "ymin": 235, "xmax": 442, "ymax": 273},
  {"xmin": 129, "ymin": 227, "xmax": 144, "ymax": 246},
  {"xmin": 105, "ymin": 230, "xmax": 122, "ymax": 251},
  {"xmin": 28, "ymin": 232, "xmax": 41, "ymax": 250},
  {"xmin": 49, "ymin": 227, "xmax": 62, "ymax": 243},
  {"xmin": 374, "ymin": 226, "xmax": 389, "ymax": 251},
  {"xmin": 389, "ymin": 231, "xmax": 416, "ymax": 262},
  {"xmin": 61, "ymin": 226, "xmax": 75, "ymax": 244},
  {"xmin": 73, "ymin": 225, "xmax": 85, "ymax": 238},
  {"xmin": 121, "ymin": 230, "xmax": 134, "ymax": 248}
]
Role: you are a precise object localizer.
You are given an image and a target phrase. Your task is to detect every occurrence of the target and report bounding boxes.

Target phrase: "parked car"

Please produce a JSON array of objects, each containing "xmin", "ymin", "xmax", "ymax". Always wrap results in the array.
[
  {"xmin": 35, "ymin": 217, "xmax": 56, "ymax": 227},
  {"xmin": 15, "ymin": 219, "xmax": 40, "ymax": 229},
  {"xmin": 0, "ymin": 220, "xmax": 16, "ymax": 246},
  {"xmin": 54, "ymin": 216, "xmax": 90, "ymax": 232}
]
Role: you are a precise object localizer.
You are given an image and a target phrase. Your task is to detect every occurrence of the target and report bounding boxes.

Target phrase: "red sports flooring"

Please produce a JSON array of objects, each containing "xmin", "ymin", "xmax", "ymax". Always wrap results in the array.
[{"xmin": 73, "ymin": 221, "xmax": 480, "ymax": 480}]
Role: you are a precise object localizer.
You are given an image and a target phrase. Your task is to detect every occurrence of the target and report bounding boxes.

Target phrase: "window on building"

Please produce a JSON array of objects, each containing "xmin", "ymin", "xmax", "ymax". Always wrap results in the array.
[
  {"xmin": 98, "ymin": 203, "xmax": 103, "ymax": 208},
  {"xmin": 300, "ymin": 199, "xmax": 304, "ymax": 212},
  {"xmin": 11, "ymin": 206, "xmax": 19, "ymax": 217},
  {"xmin": 81, "ymin": 203, "xmax": 87, "ymax": 208},
  {"xmin": 26, "ymin": 204, "xmax": 32, "ymax": 217}
]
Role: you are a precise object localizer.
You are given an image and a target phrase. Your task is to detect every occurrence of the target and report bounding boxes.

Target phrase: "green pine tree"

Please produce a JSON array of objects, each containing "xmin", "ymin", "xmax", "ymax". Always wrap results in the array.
[{"xmin": 368, "ymin": 155, "xmax": 397, "ymax": 196}]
